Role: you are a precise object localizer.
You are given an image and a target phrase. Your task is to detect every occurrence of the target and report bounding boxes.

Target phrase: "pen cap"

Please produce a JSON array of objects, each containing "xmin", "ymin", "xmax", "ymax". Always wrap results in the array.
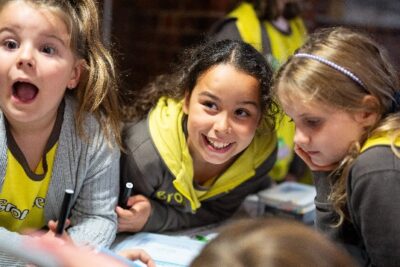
[
  {"xmin": 126, "ymin": 182, "xmax": 133, "ymax": 189},
  {"xmin": 119, "ymin": 182, "xmax": 133, "ymax": 209},
  {"xmin": 65, "ymin": 189, "xmax": 74, "ymax": 195}
]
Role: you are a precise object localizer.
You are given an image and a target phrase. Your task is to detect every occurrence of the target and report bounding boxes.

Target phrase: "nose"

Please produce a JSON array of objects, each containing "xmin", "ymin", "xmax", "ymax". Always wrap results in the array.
[
  {"xmin": 17, "ymin": 45, "xmax": 35, "ymax": 69},
  {"xmin": 214, "ymin": 112, "xmax": 232, "ymax": 134},
  {"xmin": 293, "ymin": 127, "xmax": 310, "ymax": 145}
]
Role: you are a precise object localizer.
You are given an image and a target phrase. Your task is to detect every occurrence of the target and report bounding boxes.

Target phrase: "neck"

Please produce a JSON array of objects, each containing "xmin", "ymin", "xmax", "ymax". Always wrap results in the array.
[
  {"xmin": 7, "ymin": 107, "xmax": 58, "ymax": 138},
  {"xmin": 11, "ymin": 121, "xmax": 53, "ymax": 138},
  {"xmin": 7, "ymin": 112, "xmax": 58, "ymax": 171},
  {"xmin": 192, "ymin": 154, "xmax": 236, "ymax": 186}
]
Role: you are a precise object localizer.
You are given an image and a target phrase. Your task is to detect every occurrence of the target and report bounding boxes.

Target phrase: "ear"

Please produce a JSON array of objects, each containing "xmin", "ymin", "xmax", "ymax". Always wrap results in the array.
[
  {"xmin": 354, "ymin": 95, "xmax": 379, "ymax": 127},
  {"xmin": 67, "ymin": 59, "xmax": 85, "ymax": 90},
  {"xmin": 182, "ymin": 91, "xmax": 191, "ymax": 114}
]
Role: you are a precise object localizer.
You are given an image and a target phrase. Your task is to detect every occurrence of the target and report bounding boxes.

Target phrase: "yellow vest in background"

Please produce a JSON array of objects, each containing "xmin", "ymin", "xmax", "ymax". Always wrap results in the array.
[
  {"xmin": 264, "ymin": 17, "xmax": 307, "ymax": 69},
  {"xmin": 228, "ymin": 2, "xmax": 307, "ymax": 181}
]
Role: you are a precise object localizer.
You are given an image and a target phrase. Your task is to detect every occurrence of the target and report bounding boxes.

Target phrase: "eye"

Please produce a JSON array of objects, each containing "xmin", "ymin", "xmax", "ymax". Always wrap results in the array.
[
  {"xmin": 41, "ymin": 44, "xmax": 57, "ymax": 55},
  {"xmin": 202, "ymin": 101, "xmax": 217, "ymax": 111},
  {"xmin": 3, "ymin": 39, "xmax": 18, "ymax": 50},
  {"xmin": 304, "ymin": 118, "xmax": 321, "ymax": 128},
  {"xmin": 235, "ymin": 108, "xmax": 250, "ymax": 118}
]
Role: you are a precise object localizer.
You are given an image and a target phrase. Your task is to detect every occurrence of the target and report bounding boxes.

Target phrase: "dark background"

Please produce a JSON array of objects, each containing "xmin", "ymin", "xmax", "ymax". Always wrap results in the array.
[{"xmin": 98, "ymin": 0, "xmax": 400, "ymax": 102}]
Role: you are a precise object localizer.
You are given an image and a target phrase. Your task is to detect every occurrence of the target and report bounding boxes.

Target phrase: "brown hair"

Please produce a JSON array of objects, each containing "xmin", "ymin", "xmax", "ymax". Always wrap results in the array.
[
  {"xmin": 191, "ymin": 217, "xmax": 357, "ymax": 267},
  {"xmin": 1, "ymin": 0, "xmax": 122, "ymax": 147}
]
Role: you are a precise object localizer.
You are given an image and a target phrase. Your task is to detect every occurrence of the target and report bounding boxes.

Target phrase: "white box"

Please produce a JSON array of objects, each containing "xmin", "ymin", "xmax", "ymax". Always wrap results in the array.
[{"xmin": 258, "ymin": 182, "xmax": 316, "ymax": 224}]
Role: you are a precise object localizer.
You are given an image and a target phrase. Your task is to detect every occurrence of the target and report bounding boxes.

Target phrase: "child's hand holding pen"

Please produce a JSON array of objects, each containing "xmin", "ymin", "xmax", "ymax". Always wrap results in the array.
[
  {"xmin": 42, "ymin": 189, "xmax": 75, "ymax": 242},
  {"xmin": 46, "ymin": 219, "xmax": 73, "ymax": 242},
  {"xmin": 116, "ymin": 194, "xmax": 152, "ymax": 233}
]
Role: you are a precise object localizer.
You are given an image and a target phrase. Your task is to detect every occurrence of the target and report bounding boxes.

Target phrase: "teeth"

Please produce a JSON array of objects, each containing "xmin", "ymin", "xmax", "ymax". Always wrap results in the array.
[{"xmin": 207, "ymin": 137, "xmax": 230, "ymax": 149}]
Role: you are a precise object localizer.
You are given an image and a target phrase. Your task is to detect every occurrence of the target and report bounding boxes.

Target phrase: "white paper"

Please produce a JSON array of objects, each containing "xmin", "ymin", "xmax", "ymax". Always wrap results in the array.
[{"xmin": 112, "ymin": 232, "xmax": 207, "ymax": 267}]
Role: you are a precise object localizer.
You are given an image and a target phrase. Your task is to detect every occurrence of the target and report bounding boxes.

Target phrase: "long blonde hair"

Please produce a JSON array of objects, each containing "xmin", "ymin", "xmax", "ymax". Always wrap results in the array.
[
  {"xmin": 0, "ymin": 0, "xmax": 122, "ymax": 147},
  {"xmin": 273, "ymin": 27, "xmax": 400, "ymax": 225}
]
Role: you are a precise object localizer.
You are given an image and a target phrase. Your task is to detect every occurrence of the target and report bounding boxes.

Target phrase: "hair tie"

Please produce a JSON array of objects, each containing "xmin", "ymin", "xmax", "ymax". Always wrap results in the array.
[{"xmin": 294, "ymin": 53, "xmax": 366, "ymax": 91}]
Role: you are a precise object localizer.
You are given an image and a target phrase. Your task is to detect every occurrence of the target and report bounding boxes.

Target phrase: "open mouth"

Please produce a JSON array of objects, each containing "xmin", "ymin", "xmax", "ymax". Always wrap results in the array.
[
  {"xmin": 203, "ymin": 135, "xmax": 233, "ymax": 152},
  {"xmin": 12, "ymin": 81, "xmax": 38, "ymax": 103}
]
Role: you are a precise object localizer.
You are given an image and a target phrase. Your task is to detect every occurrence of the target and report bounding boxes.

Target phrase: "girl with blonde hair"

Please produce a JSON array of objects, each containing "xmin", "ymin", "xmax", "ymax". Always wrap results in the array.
[{"xmin": 273, "ymin": 27, "xmax": 400, "ymax": 266}]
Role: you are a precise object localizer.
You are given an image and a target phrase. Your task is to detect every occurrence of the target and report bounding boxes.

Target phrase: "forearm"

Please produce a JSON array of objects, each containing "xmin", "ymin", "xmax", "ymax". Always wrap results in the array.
[
  {"xmin": 68, "ymin": 146, "xmax": 120, "ymax": 247},
  {"xmin": 68, "ymin": 214, "xmax": 117, "ymax": 247},
  {"xmin": 0, "ymin": 228, "xmax": 31, "ymax": 266}
]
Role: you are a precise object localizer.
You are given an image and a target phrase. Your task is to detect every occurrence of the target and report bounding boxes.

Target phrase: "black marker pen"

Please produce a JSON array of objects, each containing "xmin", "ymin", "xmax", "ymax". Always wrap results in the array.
[
  {"xmin": 119, "ymin": 182, "xmax": 133, "ymax": 209},
  {"xmin": 55, "ymin": 189, "xmax": 74, "ymax": 236}
]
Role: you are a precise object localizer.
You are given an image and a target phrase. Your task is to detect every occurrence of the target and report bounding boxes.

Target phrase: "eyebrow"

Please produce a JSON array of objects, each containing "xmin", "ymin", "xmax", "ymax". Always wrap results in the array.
[
  {"xmin": 298, "ymin": 113, "xmax": 322, "ymax": 119},
  {"xmin": 0, "ymin": 26, "xmax": 16, "ymax": 35},
  {"xmin": 0, "ymin": 26, "xmax": 67, "ymax": 47},
  {"xmin": 43, "ymin": 32, "xmax": 68, "ymax": 47},
  {"xmin": 199, "ymin": 91, "xmax": 259, "ymax": 108}
]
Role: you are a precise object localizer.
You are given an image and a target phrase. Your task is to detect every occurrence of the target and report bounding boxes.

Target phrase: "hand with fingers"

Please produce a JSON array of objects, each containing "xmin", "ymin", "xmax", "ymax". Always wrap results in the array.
[
  {"xmin": 116, "ymin": 194, "xmax": 152, "ymax": 233},
  {"xmin": 294, "ymin": 144, "xmax": 338, "ymax": 172}
]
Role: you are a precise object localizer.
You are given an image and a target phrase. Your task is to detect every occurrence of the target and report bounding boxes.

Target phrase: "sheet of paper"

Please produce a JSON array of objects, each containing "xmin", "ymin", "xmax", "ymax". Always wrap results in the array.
[{"xmin": 112, "ymin": 232, "xmax": 207, "ymax": 267}]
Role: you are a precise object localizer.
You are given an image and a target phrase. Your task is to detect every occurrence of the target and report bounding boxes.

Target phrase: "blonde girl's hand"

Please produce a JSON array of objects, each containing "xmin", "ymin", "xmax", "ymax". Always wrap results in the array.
[
  {"xmin": 116, "ymin": 194, "xmax": 151, "ymax": 233},
  {"xmin": 118, "ymin": 249, "xmax": 156, "ymax": 267},
  {"xmin": 294, "ymin": 144, "xmax": 337, "ymax": 172}
]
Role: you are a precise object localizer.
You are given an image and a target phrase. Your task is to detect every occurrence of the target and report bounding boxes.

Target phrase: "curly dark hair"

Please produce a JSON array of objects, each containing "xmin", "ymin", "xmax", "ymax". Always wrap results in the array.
[{"xmin": 124, "ymin": 39, "xmax": 276, "ymax": 132}]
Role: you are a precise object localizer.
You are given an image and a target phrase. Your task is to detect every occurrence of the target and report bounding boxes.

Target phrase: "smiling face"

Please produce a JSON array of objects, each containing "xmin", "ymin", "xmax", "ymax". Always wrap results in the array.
[
  {"xmin": 183, "ymin": 64, "xmax": 262, "ymax": 167},
  {"xmin": 281, "ymin": 96, "xmax": 369, "ymax": 168},
  {"xmin": 0, "ymin": 1, "xmax": 82, "ymax": 129}
]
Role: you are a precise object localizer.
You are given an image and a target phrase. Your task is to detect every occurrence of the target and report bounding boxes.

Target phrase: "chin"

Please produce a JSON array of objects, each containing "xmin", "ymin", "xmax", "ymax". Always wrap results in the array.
[
  {"xmin": 311, "ymin": 158, "xmax": 329, "ymax": 167},
  {"xmin": 203, "ymin": 154, "xmax": 232, "ymax": 166},
  {"xmin": 205, "ymin": 158, "xmax": 227, "ymax": 165}
]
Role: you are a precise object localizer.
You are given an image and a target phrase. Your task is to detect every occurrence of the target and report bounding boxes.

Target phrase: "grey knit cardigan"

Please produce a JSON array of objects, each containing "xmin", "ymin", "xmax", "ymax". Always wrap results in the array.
[{"xmin": 0, "ymin": 96, "xmax": 120, "ymax": 266}]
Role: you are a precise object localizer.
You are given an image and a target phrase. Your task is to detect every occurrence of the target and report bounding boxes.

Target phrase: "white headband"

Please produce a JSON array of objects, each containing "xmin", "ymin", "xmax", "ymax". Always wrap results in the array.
[{"xmin": 294, "ymin": 53, "xmax": 366, "ymax": 90}]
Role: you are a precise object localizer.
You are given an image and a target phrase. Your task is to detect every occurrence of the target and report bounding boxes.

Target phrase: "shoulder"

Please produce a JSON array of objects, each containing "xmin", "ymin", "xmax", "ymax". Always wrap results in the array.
[
  {"xmin": 210, "ymin": 17, "xmax": 237, "ymax": 33},
  {"xmin": 122, "ymin": 118, "xmax": 160, "ymax": 164},
  {"xmin": 351, "ymin": 145, "xmax": 400, "ymax": 176},
  {"xmin": 209, "ymin": 17, "xmax": 241, "ymax": 41},
  {"xmin": 121, "ymin": 118, "xmax": 166, "ymax": 183},
  {"xmin": 122, "ymin": 118, "xmax": 152, "ymax": 152},
  {"xmin": 63, "ymin": 95, "xmax": 100, "ymax": 132},
  {"xmin": 347, "ymin": 146, "xmax": 400, "ymax": 238},
  {"xmin": 62, "ymin": 95, "xmax": 119, "ymax": 151},
  {"xmin": 348, "ymin": 145, "xmax": 400, "ymax": 193}
]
